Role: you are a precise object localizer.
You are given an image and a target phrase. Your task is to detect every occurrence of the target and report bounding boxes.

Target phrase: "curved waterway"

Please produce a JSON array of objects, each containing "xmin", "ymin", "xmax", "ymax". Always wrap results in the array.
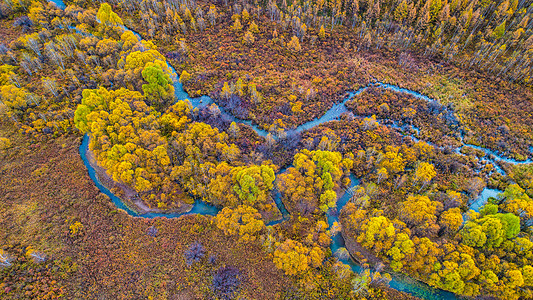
[
  {"xmin": 80, "ymin": 133, "xmax": 457, "ymax": 299},
  {"xmin": 47, "ymin": 0, "xmax": 531, "ymax": 298},
  {"xmin": 80, "ymin": 135, "xmax": 220, "ymax": 218}
]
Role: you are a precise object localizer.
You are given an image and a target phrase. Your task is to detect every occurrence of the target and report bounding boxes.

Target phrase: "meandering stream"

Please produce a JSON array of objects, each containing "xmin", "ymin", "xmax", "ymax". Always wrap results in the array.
[{"xmin": 47, "ymin": 0, "xmax": 532, "ymax": 298}]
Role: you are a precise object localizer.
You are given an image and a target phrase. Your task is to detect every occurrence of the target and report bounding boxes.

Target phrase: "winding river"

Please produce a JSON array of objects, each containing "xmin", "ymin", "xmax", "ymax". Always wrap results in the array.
[{"xmin": 47, "ymin": 0, "xmax": 532, "ymax": 298}]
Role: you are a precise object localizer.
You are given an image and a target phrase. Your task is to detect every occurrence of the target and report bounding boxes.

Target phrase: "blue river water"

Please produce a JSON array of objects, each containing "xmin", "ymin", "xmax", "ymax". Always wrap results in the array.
[
  {"xmin": 48, "ymin": 0, "xmax": 65, "ymax": 9},
  {"xmin": 47, "ymin": 0, "xmax": 529, "ymax": 298},
  {"xmin": 467, "ymin": 188, "xmax": 502, "ymax": 213}
]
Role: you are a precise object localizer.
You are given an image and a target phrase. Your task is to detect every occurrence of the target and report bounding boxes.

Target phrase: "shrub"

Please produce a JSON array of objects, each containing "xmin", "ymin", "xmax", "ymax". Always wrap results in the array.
[
  {"xmin": 165, "ymin": 51, "xmax": 186, "ymax": 62},
  {"xmin": 69, "ymin": 221, "xmax": 83, "ymax": 236},
  {"xmin": 208, "ymin": 255, "xmax": 217, "ymax": 264},
  {"xmin": 184, "ymin": 241, "xmax": 205, "ymax": 266},
  {"xmin": 0, "ymin": 137, "xmax": 11, "ymax": 150},
  {"xmin": 212, "ymin": 266, "xmax": 242, "ymax": 299},
  {"xmin": 287, "ymin": 36, "xmax": 301, "ymax": 52},
  {"xmin": 146, "ymin": 226, "xmax": 158, "ymax": 237},
  {"xmin": 243, "ymin": 31, "xmax": 255, "ymax": 45},
  {"xmin": 13, "ymin": 16, "xmax": 33, "ymax": 32}
]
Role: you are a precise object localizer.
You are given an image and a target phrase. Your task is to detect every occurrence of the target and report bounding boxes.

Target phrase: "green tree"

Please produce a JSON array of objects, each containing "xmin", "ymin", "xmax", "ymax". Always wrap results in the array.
[
  {"xmin": 461, "ymin": 222, "xmax": 487, "ymax": 248},
  {"xmin": 480, "ymin": 216, "xmax": 505, "ymax": 248},
  {"xmin": 142, "ymin": 63, "xmax": 175, "ymax": 107},
  {"xmin": 233, "ymin": 172, "xmax": 259, "ymax": 204},
  {"xmin": 232, "ymin": 164, "xmax": 275, "ymax": 206},
  {"xmin": 497, "ymin": 213, "xmax": 520, "ymax": 239}
]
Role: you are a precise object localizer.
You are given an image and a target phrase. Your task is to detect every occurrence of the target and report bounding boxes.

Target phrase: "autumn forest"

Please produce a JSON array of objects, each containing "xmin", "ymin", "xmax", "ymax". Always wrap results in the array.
[{"xmin": 1, "ymin": 0, "xmax": 533, "ymax": 299}]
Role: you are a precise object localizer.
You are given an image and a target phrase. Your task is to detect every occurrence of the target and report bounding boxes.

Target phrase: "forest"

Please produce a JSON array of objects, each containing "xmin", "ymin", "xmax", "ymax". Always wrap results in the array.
[{"xmin": 0, "ymin": 0, "xmax": 532, "ymax": 299}]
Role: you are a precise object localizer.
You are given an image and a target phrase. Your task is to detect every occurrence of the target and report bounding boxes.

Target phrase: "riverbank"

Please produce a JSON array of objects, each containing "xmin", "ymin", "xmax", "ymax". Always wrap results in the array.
[
  {"xmin": 82, "ymin": 134, "xmax": 285, "ymax": 223},
  {"xmin": 84, "ymin": 135, "xmax": 194, "ymax": 215},
  {"xmin": 341, "ymin": 228, "xmax": 383, "ymax": 266}
]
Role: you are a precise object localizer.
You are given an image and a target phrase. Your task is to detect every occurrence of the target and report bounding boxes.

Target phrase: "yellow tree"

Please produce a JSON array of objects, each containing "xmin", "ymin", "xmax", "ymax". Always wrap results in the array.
[
  {"xmin": 414, "ymin": 162, "xmax": 436, "ymax": 190},
  {"xmin": 242, "ymin": 8, "xmax": 250, "ymax": 21},
  {"xmin": 179, "ymin": 71, "xmax": 191, "ymax": 84},
  {"xmin": 439, "ymin": 207, "xmax": 463, "ymax": 235},
  {"xmin": 121, "ymin": 31, "xmax": 139, "ymax": 50},
  {"xmin": 319, "ymin": 25, "xmax": 326, "ymax": 39},
  {"xmin": 379, "ymin": 146, "xmax": 405, "ymax": 174},
  {"xmin": 96, "ymin": 3, "xmax": 123, "ymax": 36},
  {"xmin": 0, "ymin": 84, "xmax": 30, "ymax": 113},
  {"xmin": 400, "ymin": 195, "xmax": 442, "ymax": 235},
  {"xmin": 97, "ymin": 3, "xmax": 123, "ymax": 26},
  {"xmin": 287, "ymin": 36, "xmax": 301, "ymax": 52},
  {"xmin": 232, "ymin": 18, "xmax": 243, "ymax": 31},
  {"xmin": 243, "ymin": 31, "xmax": 255, "ymax": 45},
  {"xmin": 274, "ymin": 239, "xmax": 314, "ymax": 276},
  {"xmin": 356, "ymin": 215, "xmax": 397, "ymax": 253},
  {"xmin": 214, "ymin": 205, "xmax": 265, "ymax": 242},
  {"xmin": 250, "ymin": 21, "xmax": 259, "ymax": 33}
]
